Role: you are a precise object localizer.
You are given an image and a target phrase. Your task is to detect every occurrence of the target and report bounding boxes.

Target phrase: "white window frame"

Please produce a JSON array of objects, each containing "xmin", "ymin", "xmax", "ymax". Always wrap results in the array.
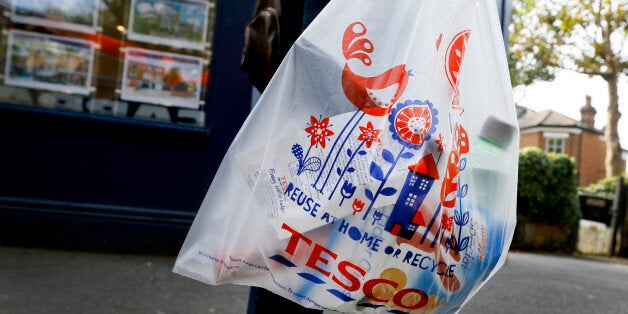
[
  {"xmin": 546, "ymin": 137, "xmax": 565, "ymax": 153},
  {"xmin": 543, "ymin": 132, "xmax": 568, "ymax": 154}
]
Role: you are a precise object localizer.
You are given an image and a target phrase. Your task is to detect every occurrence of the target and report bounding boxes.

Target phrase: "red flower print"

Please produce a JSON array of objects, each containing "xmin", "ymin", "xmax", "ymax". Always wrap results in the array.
[
  {"xmin": 357, "ymin": 121, "xmax": 382, "ymax": 148},
  {"xmin": 305, "ymin": 116, "xmax": 334, "ymax": 148},
  {"xmin": 441, "ymin": 213, "xmax": 454, "ymax": 232}
]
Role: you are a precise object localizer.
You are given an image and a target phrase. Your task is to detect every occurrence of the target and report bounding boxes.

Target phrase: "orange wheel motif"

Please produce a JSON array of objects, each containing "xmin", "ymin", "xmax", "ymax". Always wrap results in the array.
[{"xmin": 393, "ymin": 105, "xmax": 432, "ymax": 145}]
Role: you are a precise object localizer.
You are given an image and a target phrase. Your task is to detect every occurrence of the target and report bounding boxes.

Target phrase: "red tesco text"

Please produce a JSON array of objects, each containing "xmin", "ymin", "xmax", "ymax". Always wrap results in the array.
[{"xmin": 281, "ymin": 223, "xmax": 431, "ymax": 310}]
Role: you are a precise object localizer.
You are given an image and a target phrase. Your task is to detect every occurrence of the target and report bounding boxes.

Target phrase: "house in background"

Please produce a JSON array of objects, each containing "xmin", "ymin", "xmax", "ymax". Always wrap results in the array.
[{"xmin": 517, "ymin": 95, "xmax": 626, "ymax": 187}]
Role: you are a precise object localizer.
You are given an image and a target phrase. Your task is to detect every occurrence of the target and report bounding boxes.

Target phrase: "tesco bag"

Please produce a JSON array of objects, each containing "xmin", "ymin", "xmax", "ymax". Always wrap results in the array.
[{"xmin": 174, "ymin": 0, "xmax": 519, "ymax": 312}]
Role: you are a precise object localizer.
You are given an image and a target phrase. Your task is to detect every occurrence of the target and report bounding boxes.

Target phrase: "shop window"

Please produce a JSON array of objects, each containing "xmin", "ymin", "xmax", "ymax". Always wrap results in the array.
[{"xmin": 0, "ymin": 0, "xmax": 216, "ymax": 127}]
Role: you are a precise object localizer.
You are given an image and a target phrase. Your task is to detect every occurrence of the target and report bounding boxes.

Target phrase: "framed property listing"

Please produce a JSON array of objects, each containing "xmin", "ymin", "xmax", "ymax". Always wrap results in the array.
[
  {"xmin": 121, "ymin": 47, "xmax": 204, "ymax": 109},
  {"xmin": 128, "ymin": 0, "xmax": 210, "ymax": 51},
  {"xmin": 10, "ymin": 0, "xmax": 100, "ymax": 34},
  {"xmin": 4, "ymin": 30, "xmax": 95, "ymax": 96}
]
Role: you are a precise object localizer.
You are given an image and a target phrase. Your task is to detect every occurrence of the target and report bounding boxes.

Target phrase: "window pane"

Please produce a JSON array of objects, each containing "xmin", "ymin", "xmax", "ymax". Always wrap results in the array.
[{"xmin": 546, "ymin": 137, "xmax": 565, "ymax": 153}]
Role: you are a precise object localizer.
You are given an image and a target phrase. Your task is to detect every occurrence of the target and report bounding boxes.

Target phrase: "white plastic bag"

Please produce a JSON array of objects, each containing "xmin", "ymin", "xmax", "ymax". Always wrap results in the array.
[{"xmin": 174, "ymin": 0, "xmax": 519, "ymax": 312}]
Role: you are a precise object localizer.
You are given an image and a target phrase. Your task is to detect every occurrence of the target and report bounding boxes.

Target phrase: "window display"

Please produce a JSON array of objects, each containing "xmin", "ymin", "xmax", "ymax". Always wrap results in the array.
[
  {"xmin": 128, "ymin": 0, "xmax": 210, "ymax": 51},
  {"xmin": 0, "ymin": 0, "xmax": 216, "ymax": 127},
  {"xmin": 5, "ymin": 30, "xmax": 95, "ymax": 95},
  {"xmin": 121, "ymin": 47, "xmax": 203, "ymax": 109},
  {"xmin": 11, "ymin": 0, "xmax": 100, "ymax": 34}
]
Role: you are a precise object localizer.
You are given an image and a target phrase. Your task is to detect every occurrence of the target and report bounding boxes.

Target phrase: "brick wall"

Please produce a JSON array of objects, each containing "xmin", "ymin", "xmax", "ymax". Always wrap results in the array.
[
  {"xmin": 520, "ymin": 132, "xmax": 543, "ymax": 149},
  {"xmin": 519, "ymin": 130, "xmax": 610, "ymax": 187},
  {"xmin": 579, "ymin": 132, "xmax": 607, "ymax": 186}
]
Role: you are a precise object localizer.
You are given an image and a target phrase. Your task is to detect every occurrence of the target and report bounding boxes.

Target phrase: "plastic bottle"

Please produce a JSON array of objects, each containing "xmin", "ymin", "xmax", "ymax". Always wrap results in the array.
[{"xmin": 467, "ymin": 115, "xmax": 517, "ymax": 216}]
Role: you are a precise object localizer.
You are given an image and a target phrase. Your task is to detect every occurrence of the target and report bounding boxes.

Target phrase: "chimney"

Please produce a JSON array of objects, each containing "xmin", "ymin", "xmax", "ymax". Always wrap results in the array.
[{"xmin": 580, "ymin": 95, "xmax": 596, "ymax": 128}]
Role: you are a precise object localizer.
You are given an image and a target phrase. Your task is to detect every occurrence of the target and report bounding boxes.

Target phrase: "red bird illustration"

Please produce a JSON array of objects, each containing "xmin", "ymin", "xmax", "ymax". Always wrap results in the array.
[
  {"xmin": 341, "ymin": 22, "xmax": 410, "ymax": 116},
  {"xmin": 342, "ymin": 64, "xmax": 410, "ymax": 116}
]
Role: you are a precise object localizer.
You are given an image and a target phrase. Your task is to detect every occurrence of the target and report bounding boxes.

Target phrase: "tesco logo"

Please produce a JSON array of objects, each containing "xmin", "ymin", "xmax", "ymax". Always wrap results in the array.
[{"xmin": 280, "ymin": 223, "xmax": 435, "ymax": 311}]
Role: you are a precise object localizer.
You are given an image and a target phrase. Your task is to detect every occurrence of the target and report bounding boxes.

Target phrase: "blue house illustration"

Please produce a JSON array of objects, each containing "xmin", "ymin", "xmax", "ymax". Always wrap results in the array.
[{"xmin": 385, "ymin": 153, "xmax": 440, "ymax": 239}]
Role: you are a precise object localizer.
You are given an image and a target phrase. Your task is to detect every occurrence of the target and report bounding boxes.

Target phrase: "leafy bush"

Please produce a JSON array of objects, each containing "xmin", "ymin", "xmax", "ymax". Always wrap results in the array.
[
  {"xmin": 579, "ymin": 173, "xmax": 627, "ymax": 198},
  {"xmin": 517, "ymin": 147, "xmax": 581, "ymax": 225}
]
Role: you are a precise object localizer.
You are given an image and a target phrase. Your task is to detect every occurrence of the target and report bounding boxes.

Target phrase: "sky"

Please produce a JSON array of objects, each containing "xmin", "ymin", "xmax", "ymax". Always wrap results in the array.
[{"xmin": 513, "ymin": 70, "xmax": 628, "ymax": 152}]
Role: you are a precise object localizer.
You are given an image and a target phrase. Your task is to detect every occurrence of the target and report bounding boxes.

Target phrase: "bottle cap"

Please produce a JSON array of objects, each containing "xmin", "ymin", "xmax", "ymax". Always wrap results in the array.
[{"xmin": 479, "ymin": 116, "xmax": 516, "ymax": 149}]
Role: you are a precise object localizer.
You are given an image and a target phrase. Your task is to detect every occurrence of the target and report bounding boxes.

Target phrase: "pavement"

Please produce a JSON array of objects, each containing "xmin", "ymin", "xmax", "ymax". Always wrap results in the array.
[
  {"xmin": 462, "ymin": 251, "xmax": 628, "ymax": 314},
  {"xmin": 1, "ymin": 246, "xmax": 627, "ymax": 314},
  {"xmin": 0, "ymin": 246, "xmax": 250, "ymax": 314}
]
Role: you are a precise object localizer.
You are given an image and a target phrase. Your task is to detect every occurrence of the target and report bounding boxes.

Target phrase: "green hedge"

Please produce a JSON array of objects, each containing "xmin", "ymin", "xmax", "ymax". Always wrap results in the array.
[
  {"xmin": 579, "ymin": 173, "xmax": 627, "ymax": 198},
  {"xmin": 517, "ymin": 147, "xmax": 581, "ymax": 225}
]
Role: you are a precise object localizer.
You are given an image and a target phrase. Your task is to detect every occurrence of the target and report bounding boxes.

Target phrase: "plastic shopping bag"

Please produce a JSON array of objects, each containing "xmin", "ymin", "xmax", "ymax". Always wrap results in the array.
[{"xmin": 174, "ymin": 0, "xmax": 519, "ymax": 312}]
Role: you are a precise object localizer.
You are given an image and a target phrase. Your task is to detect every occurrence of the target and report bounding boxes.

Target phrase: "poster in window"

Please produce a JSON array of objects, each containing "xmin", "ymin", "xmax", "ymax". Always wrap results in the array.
[
  {"xmin": 128, "ymin": 0, "xmax": 210, "ymax": 51},
  {"xmin": 121, "ymin": 47, "xmax": 204, "ymax": 109},
  {"xmin": 4, "ymin": 30, "xmax": 95, "ymax": 96},
  {"xmin": 11, "ymin": 0, "xmax": 99, "ymax": 34}
]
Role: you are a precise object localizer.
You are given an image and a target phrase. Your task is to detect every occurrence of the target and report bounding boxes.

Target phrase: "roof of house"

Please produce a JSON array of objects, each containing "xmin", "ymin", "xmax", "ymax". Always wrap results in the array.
[
  {"xmin": 408, "ymin": 153, "xmax": 439, "ymax": 179},
  {"xmin": 516, "ymin": 105, "xmax": 627, "ymax": 153},
  {"xmin": 516, "ymin": 105, "xmax": 602, "ymax": 134}
]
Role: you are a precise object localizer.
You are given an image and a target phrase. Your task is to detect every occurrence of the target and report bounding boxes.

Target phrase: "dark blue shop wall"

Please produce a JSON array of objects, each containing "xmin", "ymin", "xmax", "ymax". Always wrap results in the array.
[
  {"xmin": 0, "ymin": 108, "xmax": 212, "ymax": 211},
  {"xmin": 0, "ymin": 0, "xmax": 256, "ymax": 254}
]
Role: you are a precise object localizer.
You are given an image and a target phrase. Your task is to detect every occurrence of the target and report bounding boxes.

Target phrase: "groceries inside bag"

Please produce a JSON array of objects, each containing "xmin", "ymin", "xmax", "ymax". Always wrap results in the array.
[{"xmin": 174, "ymin": 0, "xmax": 519, "ymax": 312}]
